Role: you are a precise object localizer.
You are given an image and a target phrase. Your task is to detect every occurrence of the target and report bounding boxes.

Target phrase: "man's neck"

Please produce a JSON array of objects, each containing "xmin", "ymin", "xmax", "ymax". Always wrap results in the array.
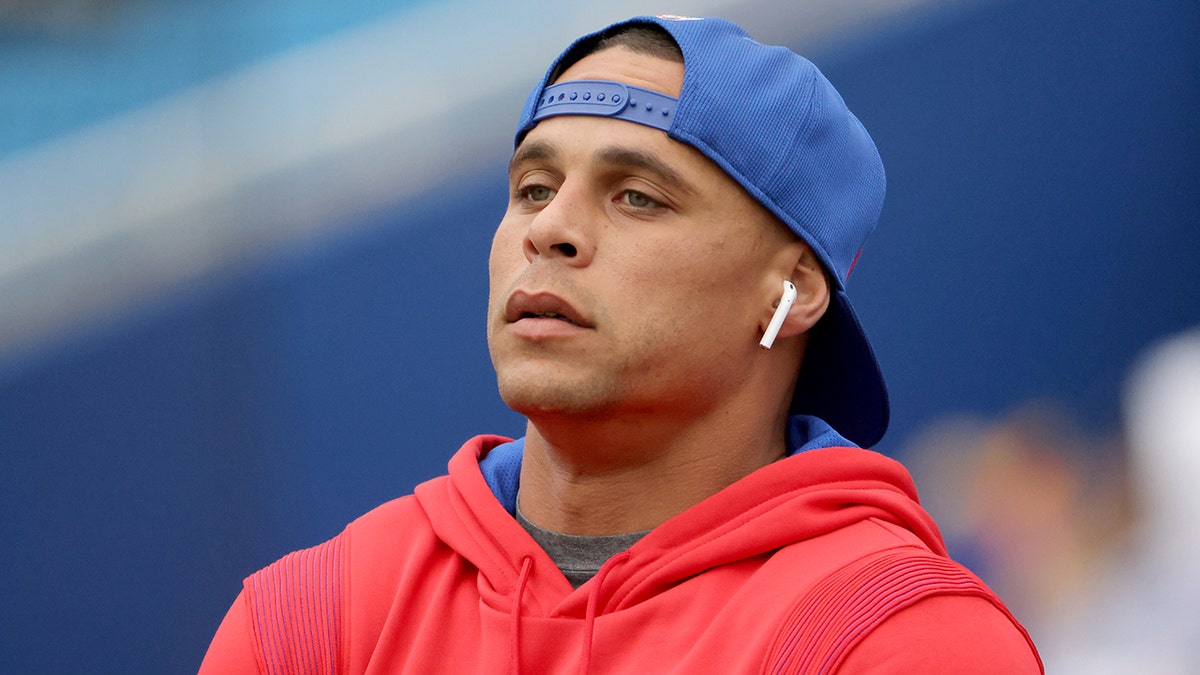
[{"xmin": 516, "ymin": 409, "xmax": 787, "ymax": 536}]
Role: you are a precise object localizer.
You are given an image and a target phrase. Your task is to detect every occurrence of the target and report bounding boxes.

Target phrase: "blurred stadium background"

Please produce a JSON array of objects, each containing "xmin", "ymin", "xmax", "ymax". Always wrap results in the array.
[{"xmin": 1, "ymin": 0, "xmax": 1196, "ymax": 671}]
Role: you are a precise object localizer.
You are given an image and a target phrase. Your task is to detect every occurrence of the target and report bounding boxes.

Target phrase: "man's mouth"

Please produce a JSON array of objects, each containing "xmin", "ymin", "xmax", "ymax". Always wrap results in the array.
[
  {"xmin": 521, "ymin": 311, "xmax": 577, "ymax": 325},
  {"xmin": 505, "ymin": 290, "xmax": 591, "ymax": 329}
]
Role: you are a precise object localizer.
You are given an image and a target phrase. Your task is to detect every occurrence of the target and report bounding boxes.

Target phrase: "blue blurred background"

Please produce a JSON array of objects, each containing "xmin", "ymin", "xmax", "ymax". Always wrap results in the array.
[{"xmin": 1, "ymin": 0, "xmax": 1196, "ymax": 672}]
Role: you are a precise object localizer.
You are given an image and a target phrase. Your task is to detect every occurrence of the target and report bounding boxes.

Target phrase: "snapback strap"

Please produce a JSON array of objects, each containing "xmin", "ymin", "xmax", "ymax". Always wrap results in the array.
[{"xmin": 531, "ymin": 79, "xmax": 677, "ymax": 132}]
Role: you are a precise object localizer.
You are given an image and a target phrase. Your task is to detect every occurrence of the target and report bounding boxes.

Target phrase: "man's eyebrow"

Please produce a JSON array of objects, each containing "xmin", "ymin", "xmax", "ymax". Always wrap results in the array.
[
  {"xmin": 509, "ymin": 138, "xmax": 699, "ymax": 197},
  {"xmin": 509, "ymin": 139, "xmax": 556, "ymax": 175},
  {"xmin": 596, "ymin": 146, "xmax": 698, "ymax": 197}
]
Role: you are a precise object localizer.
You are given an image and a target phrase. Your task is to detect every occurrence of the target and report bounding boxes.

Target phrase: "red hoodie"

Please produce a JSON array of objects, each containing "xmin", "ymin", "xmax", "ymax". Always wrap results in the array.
[{"xmin": 200, "ymin": 435, "xmax": 1041, "ymax": 673}]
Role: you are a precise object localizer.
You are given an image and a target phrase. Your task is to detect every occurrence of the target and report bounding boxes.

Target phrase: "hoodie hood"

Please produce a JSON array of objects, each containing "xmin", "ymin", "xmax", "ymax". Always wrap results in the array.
[
  {"xmin": 211, "ymin": 433, "xmax": 1035, "ymax": 675},
  {"xmin": 414, "ymin": 434, "xmax": 946, "ymax": 622}
]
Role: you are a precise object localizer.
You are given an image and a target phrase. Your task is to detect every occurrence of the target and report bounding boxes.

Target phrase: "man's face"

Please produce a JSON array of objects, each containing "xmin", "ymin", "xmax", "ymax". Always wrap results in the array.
[{"xmin": 487, "ymin": 45, "xmax": 790, "ymax": 423}]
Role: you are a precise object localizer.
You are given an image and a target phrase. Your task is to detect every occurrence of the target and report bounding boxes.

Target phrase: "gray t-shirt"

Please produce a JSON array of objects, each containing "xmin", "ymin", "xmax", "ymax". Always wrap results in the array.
[{"xmin": 516, "ymin": 501, "xmax": 649, "ymax": 589}]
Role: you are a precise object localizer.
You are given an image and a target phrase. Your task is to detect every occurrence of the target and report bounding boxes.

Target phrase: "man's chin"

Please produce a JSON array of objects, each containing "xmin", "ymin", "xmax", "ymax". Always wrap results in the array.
[{"xmin": 496, "ymin": 376, "xmax": 615, "ymax": 419}]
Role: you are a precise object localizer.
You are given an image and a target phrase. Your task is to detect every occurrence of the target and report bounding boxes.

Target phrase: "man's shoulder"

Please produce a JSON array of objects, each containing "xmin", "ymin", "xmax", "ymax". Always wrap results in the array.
[
  {"xmin": 244, "ymin": 473, "xmax": 451, "ymax": 583},
  {"xmin": 342, "ymin": 476, "xmax": 460, "ymax": 562},
  {"xmin": 232, "ymin": 482, "xmax": 455, "ymax": 668},
  {"xmin": 762, "ymin": 521, "xmax": 1042, "ymax": 673},
  {"xmin": 349, "ymin": 486, "xmax": 434, "ymax": 532},
  {"xmin": 244, "ymin": 431, "xmax": 509, "ymax": 592}
]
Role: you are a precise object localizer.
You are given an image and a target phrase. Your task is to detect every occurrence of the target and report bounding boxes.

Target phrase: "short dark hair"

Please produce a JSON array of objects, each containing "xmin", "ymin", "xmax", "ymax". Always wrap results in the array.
[
  {"xmin": 551, "ymin": 23, "xmax": 683, "ymax": 82},
  {"xmin": 592, "ymin": 23, "xmax": 684, "ymax": 63}
]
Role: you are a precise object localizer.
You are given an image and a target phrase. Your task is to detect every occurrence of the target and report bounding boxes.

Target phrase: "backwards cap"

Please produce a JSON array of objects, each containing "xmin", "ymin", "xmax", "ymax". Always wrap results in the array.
[{"xmin": 515, "ymin": 15, "xmax": 890, "ymax": 448}]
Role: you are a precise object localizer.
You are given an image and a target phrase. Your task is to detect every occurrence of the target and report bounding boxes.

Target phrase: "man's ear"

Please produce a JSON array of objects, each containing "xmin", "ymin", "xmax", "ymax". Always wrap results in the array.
[{"xmin": 761, "ymin": 243, "xmax": 830, "ymax": 342}]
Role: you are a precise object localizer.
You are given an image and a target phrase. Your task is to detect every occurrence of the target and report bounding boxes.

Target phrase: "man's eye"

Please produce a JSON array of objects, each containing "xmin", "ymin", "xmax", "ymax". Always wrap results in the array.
[
  {"xmin": 523, "ymin": 185, "xmax": 555, "ymax": 202},
  {"xmin": 623, "ymin": 191, "xmax": 659, "ymax": 208}
]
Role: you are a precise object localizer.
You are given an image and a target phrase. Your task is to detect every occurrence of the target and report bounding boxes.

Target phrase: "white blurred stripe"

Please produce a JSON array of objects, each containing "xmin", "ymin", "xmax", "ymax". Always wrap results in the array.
[{"xmin": 0, "ymin": 0, "xmax": 968, "ymax": 363}]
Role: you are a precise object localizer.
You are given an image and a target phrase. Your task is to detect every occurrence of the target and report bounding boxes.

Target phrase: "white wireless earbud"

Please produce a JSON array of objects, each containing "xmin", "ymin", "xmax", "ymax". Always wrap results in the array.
[{"xmin": 759, "ymin": 280, "xmax": 797, "ymax": 350}]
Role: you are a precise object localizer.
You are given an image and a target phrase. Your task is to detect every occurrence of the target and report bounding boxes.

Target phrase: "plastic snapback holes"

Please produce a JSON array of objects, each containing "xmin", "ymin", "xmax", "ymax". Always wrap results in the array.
[{"xmin": 530, "ymin": 79, "xmax": 677, "ymax": 133}]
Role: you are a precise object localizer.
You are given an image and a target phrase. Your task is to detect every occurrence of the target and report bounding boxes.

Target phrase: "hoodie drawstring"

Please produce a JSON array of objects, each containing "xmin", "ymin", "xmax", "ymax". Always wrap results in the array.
[
  {"xmin": 510, "ymin": 555, "xmax": 533, "ymax": 675},
  {"xmin": 579, "ymin": 552, "xmax": 630, "ymax": 675}
]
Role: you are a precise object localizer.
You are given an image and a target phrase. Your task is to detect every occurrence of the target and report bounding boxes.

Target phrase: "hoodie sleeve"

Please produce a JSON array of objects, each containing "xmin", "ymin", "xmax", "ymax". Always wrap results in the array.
[
  {"xmin": 837, "ymin": 594, "xmax": 1043, "ymax": 673},
  {"xmin": 198, "ymin": 533, "xmax": 348, "ymax": 675},
  {"xmin": 763, "ymin": 546, "xmax": 1042, "ymax": 674}
]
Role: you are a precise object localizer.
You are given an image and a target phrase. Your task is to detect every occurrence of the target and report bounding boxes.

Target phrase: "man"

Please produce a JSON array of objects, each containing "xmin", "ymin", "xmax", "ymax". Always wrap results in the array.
[{"xmin": 201, "ymin": 15, "xmax": 1042, "ymax": 673}]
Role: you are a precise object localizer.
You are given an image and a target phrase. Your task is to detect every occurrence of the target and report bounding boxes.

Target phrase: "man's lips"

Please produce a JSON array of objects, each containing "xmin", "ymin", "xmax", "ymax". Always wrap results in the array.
[{"xmin": 504, "ymin": 290, "xmax": 592, "ymax": 328}]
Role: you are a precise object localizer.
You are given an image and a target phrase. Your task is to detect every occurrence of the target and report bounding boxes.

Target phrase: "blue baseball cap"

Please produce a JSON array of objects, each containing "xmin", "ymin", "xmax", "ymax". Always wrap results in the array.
[{"xmin": 515, "ymin": 15, "xmax": 889, "ymax": 448}]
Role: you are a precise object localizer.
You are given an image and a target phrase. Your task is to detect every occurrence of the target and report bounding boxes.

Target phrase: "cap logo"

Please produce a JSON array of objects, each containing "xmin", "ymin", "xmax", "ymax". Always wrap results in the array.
[
  {"xmin": 846, "ymin": 249, "xmax": 863, "ymax": 280},
  {"xmin": 656, "ymin": 14, "xmax": 703, "ymax": 21}
]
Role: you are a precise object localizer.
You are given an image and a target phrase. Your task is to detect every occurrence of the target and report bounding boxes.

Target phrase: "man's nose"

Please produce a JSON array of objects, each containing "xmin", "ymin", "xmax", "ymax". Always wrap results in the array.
[{"xmin": 523, "ymin": 183, "xmax": 596, "ymax": 266}]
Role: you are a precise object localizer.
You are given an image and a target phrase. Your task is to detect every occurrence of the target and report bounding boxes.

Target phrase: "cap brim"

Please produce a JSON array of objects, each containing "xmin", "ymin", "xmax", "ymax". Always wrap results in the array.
[{"xmin": 789, "ymin": 289, "xmax": 889, "ymax": 448}]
